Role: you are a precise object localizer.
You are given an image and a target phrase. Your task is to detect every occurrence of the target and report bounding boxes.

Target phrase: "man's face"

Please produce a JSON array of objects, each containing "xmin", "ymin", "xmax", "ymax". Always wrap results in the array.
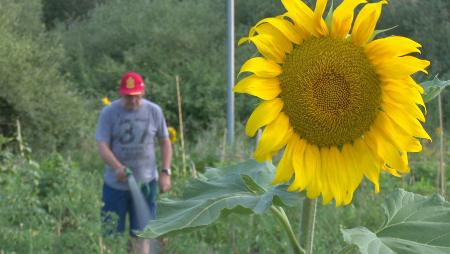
[{"xmin": 122, "ymin": 94, "xmax": 144, "ymax": 110}]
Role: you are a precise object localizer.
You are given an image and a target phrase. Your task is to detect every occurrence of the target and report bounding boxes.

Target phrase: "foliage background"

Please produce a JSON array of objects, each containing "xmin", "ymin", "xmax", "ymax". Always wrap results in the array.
[{"xmin": 0, "ymin": 0, "xmax": 449, "ymax": 253}]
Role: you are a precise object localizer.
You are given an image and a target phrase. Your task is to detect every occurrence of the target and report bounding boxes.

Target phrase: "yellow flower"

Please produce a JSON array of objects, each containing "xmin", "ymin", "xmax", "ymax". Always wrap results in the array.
[
  {"xmin": 235, "ymin": 0, "xmax": 430, "ymax": 206},
  {"xmin": 102, "ymin": 97, "xmax": 111, "ymax": 106},
  {"xmin": 435, "ymin": 127, "xmax": 441, "ymax": 136},
  {"xmin": 168, "ymin": 127, "xmax": 177, "ymax": 143}
]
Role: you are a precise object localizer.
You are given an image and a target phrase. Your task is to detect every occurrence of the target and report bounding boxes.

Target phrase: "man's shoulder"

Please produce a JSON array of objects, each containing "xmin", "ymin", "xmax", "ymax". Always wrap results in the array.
[
  {"xmin": 142, "ymin": 99, "xmax": 163, "ymax": 113},
  {"xmin": 101, "ymin": 99, "xmax": 121, "ymax": 114}
]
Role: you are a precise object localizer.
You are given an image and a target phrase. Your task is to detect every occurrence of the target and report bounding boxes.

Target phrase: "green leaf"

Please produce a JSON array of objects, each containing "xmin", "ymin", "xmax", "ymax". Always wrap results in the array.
[
  {"xmin": 342, "ymin": 189, "xmax": 450, "ymax": 254},
  {"xmin": 0, "ymin": 135, "xmax": 13, "ymax": 146},
  {"xmin": 140, "ymin": 160, "xmax": 303, "ymax": 238},
  {"xmin": 421, "ymin": 76, "xmax": 450, "ymax": 103},
  {"xmin": 369, "ymin": 26, "xmax": 398, "ymax": 41},
  {"xmin": 325, "ymin": 0, "xmax": 334, "ymax": 31}
]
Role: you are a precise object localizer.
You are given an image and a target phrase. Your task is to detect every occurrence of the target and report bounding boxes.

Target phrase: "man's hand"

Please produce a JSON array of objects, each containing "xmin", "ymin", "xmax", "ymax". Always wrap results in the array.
[
  {"xmin": 159, "ymin": 173, "xmax": 171, "ymax": 193},
  {"xmin": 97, "ymin": 142, "xmax": 127, "ymax": 182},
  {"xmin": 115, "ymin": 167, "xmax": 127, "ymax": 182}
]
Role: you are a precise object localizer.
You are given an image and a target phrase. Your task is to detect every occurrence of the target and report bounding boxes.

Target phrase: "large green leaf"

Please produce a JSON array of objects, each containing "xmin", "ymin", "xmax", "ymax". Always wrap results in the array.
[
  {"xmin": 140, "ymin": 160, "xmax": 303, "ymax": 238},
  {"xmin": 342, "ymin": 189, "xmax": 450, "ymax": 254},
  {"xmin": 421, "ymin": 76, "xmax": 450, "ymax": 103}
]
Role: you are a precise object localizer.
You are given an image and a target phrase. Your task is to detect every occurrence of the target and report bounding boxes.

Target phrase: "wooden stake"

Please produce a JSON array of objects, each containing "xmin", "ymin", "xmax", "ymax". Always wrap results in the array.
[
  {"xmin": 99, "ymin": 236, "xmax": 104, "ymax": 254},
  {"xmin": 438, "ymin": 94, "xmax": 446, "ymax": 196},
  {"xmin": 190, "ymin": 160, "xmax": 197, "ymax": 179},
  {"xmin": 176, "ymin": 75, "xmax": 187, "ymax": 176},
  {"xmin": 16, "ymin": 119, "xmax": 24, "ymax": 157}
]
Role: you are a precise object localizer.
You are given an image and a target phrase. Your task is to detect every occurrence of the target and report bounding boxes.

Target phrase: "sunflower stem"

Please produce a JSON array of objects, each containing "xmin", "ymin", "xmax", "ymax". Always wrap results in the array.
[
  {"xmin": 270, "ymin": 206, "xmax": 305, "ymax": 254},
  {"xmin": 300, "ymin": 198, "xmax": 317, "ymax": 254},
  {"xmin": 336, "ymin": 244, "xmax": 357, "ymax": 254}
]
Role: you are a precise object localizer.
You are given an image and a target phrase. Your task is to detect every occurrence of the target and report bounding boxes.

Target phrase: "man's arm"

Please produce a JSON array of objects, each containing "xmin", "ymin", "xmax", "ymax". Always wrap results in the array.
[
  {"xmin": 159, "ymin": 137, "xmax": 172, "ymax": 192},
  {"xmin": 97, "ymin": 141, "xmax": 127, "ymax": 182},
  {"xmin": 160, "ymin": 138, "xmax": 172, "ymax": 170}
]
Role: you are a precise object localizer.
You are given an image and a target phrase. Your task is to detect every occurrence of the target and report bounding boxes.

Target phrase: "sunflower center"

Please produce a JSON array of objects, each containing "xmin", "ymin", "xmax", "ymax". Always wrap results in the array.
[
  {"xmin": 313, "ymin": 73, "xmax": 350, "ymax": 112},
  {"xmin": 280, "ymin": 37, "xmax": 381, "ymax": 147}
]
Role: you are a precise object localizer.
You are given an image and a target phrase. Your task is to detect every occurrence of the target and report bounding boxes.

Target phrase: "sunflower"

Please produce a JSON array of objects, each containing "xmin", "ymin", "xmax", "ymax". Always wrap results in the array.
[
  {"xmin": 235, "ymin": 0, "xmax": 430, "ymax": 206},
  {"xmin": 168, "ymin": 127, "xmax": 177, "ymax": 143}
]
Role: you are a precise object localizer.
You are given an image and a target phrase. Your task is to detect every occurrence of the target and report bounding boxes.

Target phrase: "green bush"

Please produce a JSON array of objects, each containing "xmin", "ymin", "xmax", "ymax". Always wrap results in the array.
[
  {"xmin": 42, "ymin": 0, "xmax": 107, "ymax": 29},
  {"xmin": 0, "ymin": 0, "xmax": 92, "ymax": 152}
]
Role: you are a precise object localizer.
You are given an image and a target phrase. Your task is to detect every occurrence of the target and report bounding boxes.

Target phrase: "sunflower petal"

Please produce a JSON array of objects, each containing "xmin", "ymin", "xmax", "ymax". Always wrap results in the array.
[
  {"xmin": 281, "ymin": 0, "xmax": 314, "ymax": 17},
  {"xmin": 289, "ymin": 140, "xmax": 320, "ymax": 193},
  {"xmin": 354, "ymin": 139, "xmax": 380, "ymax": 192},
  {"xmin": 405, "ymin": 76, "xmax": 425, "ymax": 94},
  {"xmin": 287, "ymin": 138, "xmax": 308, "ymax": 191},
  {"xmin": 251, "ymin": 23, "xmax": 294, "ymax": 54},
  {"xmin": 331, "ymin": 0, "xmax": 367, "ymax": 39},
  {"xmin": 245, "ymin": 35, "xmax": 285, "ymax": 63},
  {"xmin": 341, "ymin": 143, "xmax": 363, "ymax": 204},
  {"xmin": 319, "ymin": 147, "xmax": 333, "ymax": 205},
  {"xmin": 245, "ymin": 98, "xmax": 284, "ymax": 137},
  {"xmin": 238, "ymin": 36, "xmax": 250, "ymax": 46},
  {"xmin": 401, "ymin": 152, "xmax": 410, "ymax": 171},
  {"xmin": 314, "ymin": 0, "xmax": 329, "ymax": 35},
  {"xmin": 383, "ymin": 80, "xmax": 425, "ymax": 109},
  {"xmin": 365, "ymin": 130, "xmax": 409, "ymax": 173},
  {"xmin": 254, "ymin": 112, "xmax": 292, "ymax": 161},
  {"xmin": 382, "ymin": 164, "xmax": 401, "ymax": 177},
  {"xmin": 376, "ymin": 56, "xmax": 430, "ymax": 79},
  {"xmin": 329, "ymin": 146, "xmax": 347, "ymax": 206},
  {"xmin": 383, "ymin": 102, "xmax": 431, "ymax": 140},
  {"xmin": 273, "ymin": 135, "xmax": 299, "ymax": 184},
  {"xmin": 366, "ymin": 36, "xmax": 422, "ymax": 63},
  {"xmin": 281, "ymin": 0, "xmax": 322, "ymax": 36},
  {"xmin": 383, "ymin": 90, "xmax": 425, "ymax": 122},
  {"xmin": 352, "ymin": 1, "xmax": 386, "ymax": 46},
  {"xmin": 305, "ymin": 144, "xmax": 322, "ymax": 199},
  {"xmin": 239, "ymin": 57, "xmax": 282, "ymax": 78},
  {"xmin": 234, "ymin": 75, "xmax": 281, "ymax": 100},
  {"xmin": 252, "ymin": 17, "xmax": 302, "ymax": 44},
  {"xmin": 301, "ymin": 142, "xmax": 318, "ymax": 191},
  {"xmin": 315, "ymin": 0, "xmax": 328, "ymax": 19},
  {"xmin": 373, "ymin": 111, "xmax": 422, "ymax": 153},
  {"xmin": 270, "ymin": 126, "xmax": 294, "ymax": 156},
  {"xmin": 282, "ymin": 12, "xmax": 312, "ymax": 39}
]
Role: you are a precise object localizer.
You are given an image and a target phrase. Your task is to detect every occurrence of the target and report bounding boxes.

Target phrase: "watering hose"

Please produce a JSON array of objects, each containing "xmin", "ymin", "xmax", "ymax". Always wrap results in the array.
[
  {"xmin": 124, "ymin": 167, "xmax": 152, "ymax": 233},
  {"xmin": 124, "ymin": 167, "xmax": 132, "ymax": 177}
]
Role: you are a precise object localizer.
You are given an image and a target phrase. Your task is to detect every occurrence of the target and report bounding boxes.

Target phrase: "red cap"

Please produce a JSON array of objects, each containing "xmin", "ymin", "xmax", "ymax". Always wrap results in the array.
[{"xmin": 119, "ymin": 72, "xmax": 145, "ymax": 96}]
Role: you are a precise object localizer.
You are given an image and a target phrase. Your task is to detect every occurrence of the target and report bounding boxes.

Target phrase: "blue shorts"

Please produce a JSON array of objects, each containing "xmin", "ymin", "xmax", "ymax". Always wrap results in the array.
[{"xmin": 101, "ymin": 180, "xmax": 158, "ymax": 236}]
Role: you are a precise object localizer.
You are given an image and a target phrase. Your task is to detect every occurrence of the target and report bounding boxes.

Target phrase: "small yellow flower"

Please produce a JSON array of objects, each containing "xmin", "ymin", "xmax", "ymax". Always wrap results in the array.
[
  {"xmin": 435, "ymin": 127, "xmax": 442, "ymax": 136},
  {"xmin": 102, "ymin": 97, "xmax": 111, "ymax": 106},
  {"xmin": 168, "ymin": 127, "xmax": 177, "ymax": 143}
]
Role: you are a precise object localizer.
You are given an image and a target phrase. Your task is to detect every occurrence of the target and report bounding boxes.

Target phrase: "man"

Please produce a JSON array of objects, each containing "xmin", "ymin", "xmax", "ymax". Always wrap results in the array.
[{"xmin": 96, "ymin": 71, "xmax": 172, "ymax": 254}]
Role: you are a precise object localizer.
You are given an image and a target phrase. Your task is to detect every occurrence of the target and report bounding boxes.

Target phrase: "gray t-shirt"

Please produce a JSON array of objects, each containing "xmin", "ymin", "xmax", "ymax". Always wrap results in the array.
[{"xmin": 96, "ymin": 99, "xmax": 169, "ymax": 190}]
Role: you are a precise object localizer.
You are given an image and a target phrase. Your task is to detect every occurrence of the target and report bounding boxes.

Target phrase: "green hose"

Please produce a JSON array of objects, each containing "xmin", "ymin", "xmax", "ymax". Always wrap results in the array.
[{"xmin": 124, "ymin": 167, "xmax": 132, "ymax": 177}]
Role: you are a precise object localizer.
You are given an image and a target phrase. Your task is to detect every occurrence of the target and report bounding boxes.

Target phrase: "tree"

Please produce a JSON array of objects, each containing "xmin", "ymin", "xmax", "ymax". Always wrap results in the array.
[{"xmin": 0, "ymin": 0, "xmax": 90, "ymax": 151}]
